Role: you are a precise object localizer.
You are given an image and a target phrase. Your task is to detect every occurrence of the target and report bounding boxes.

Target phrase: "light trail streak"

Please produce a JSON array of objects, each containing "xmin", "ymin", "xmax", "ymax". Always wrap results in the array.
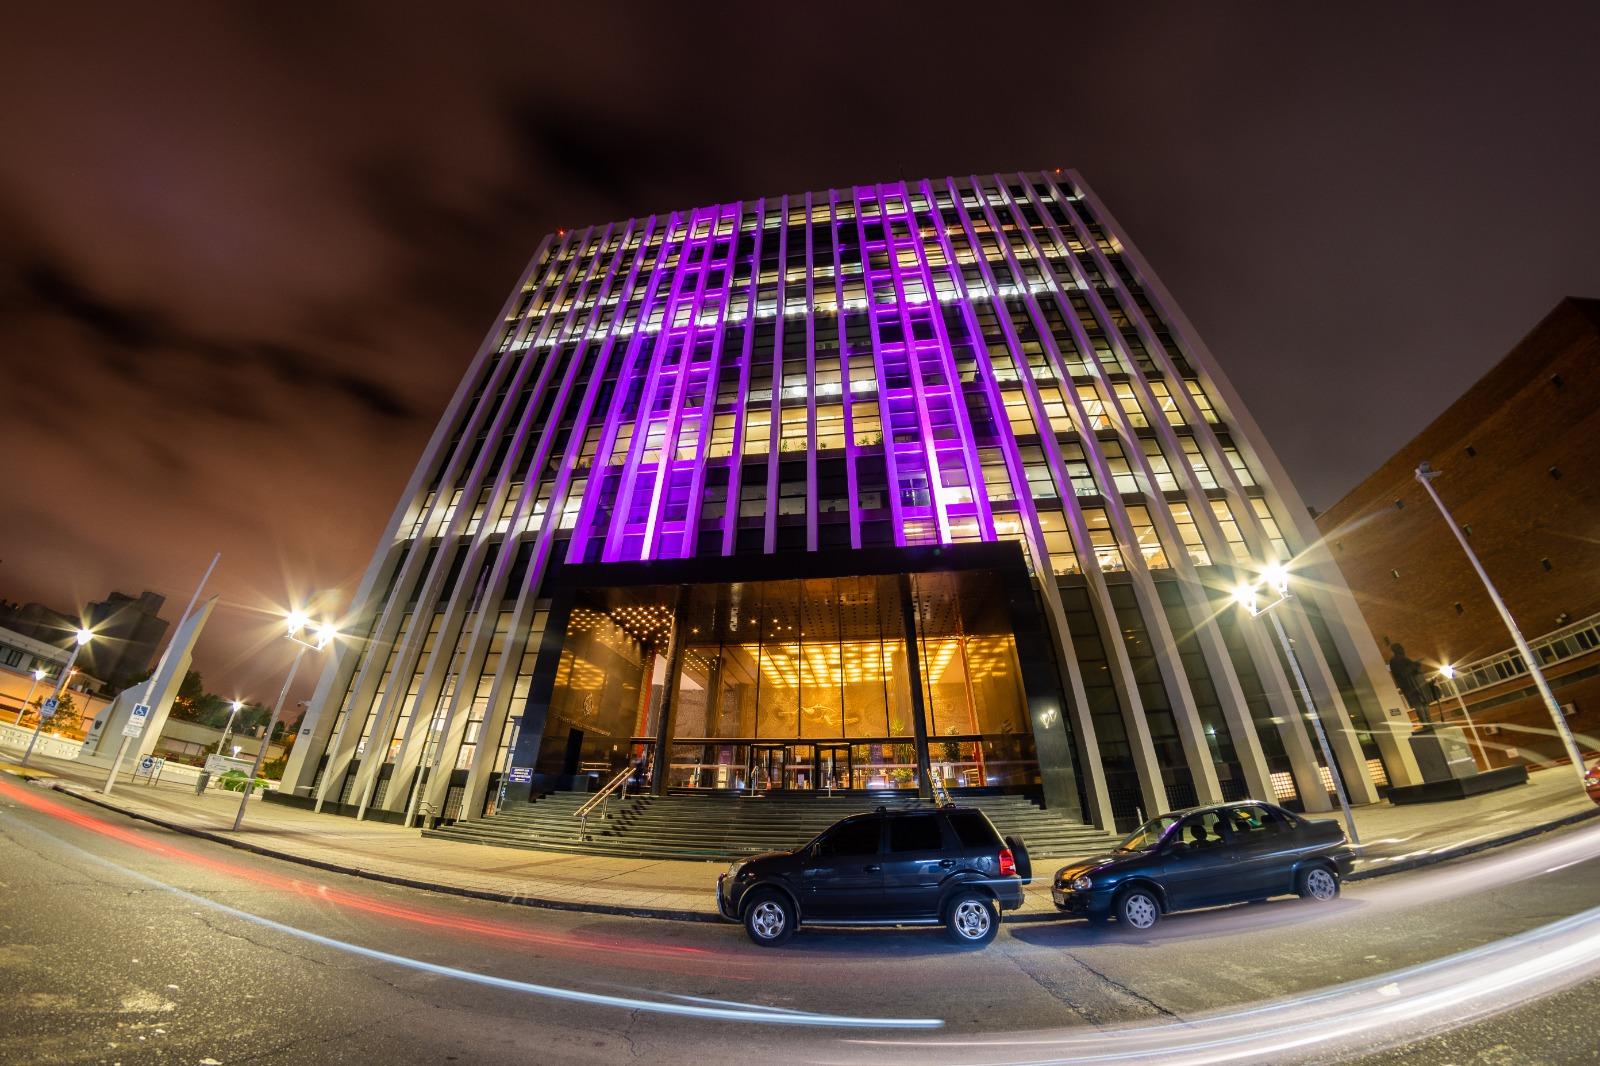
[
  {"xmin": 843, "ymin": 905, "xmax": 1600, "ymax": 1062},
  {"xmin": 0, "ymin": 778, "xmax": 735, "ymax": 972},
  {"xmin": 2, "ymin": 806, "xmax": 944, "ymax": 1031}
]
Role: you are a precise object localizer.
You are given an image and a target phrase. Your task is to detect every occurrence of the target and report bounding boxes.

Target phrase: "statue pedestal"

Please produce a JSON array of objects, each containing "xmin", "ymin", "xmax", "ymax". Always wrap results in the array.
[
  {"xmin": 1411, "ymin": 725, "xmax": 1478, "ymax": 781},
  {"xmin": 1387, "ymin": 724, "xmax": 1528, "ymax": 804}
]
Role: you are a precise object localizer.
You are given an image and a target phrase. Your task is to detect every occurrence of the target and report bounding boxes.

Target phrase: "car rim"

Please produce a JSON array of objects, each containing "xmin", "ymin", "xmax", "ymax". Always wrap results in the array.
[
  {"xmin": 953, "ymin": 899, "xmax": 991, "ymax": 939},
  {"xmin": 1307, "ymin": 869, "xmax": 1337, "ymax": 900},
  {"xmin": 1124, "ymin": 894, "xmax": 1157, "ymax": 929},
  {"xmin": 750, "ymin": 901, "xmax": 786, "ymax": 939}
]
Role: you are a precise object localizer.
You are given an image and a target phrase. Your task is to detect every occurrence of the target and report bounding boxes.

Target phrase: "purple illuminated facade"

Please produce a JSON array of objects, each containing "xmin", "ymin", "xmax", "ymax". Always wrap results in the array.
[{"xmin": 283, "ymin": 171, "xmax": 1423, "ymax": 832}]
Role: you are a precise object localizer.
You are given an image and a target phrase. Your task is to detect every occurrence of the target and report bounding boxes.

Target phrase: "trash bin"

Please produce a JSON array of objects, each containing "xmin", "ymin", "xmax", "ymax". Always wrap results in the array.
[{"xmin": 195, "ymin": 772, "xmax": 211, "ymax": 794}]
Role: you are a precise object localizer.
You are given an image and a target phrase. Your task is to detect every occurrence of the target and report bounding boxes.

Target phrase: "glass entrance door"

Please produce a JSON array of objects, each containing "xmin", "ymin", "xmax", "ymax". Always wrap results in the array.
[
  {"xmin": 817, "ymin": 744, "xmax": 851, "ymax": 791},
  {"xmin": 749, "ymin": 744, "xmax": 783, "ymax": 791},
  {"xmin": 750, "ymin": 743, "xmax": 820, "ymax": 790}
]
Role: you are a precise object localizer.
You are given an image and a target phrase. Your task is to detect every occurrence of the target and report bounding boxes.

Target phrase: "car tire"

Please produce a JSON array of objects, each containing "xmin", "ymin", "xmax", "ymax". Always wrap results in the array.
[
  {"xmin": 1114, "ymin": 887, "xmax": 1161, "ymax": 931},
  {"xmin": 1086, "ymin": 911, "xmax": 1110, "ymax": 927},
  {"xmin": 1297, "ymin": 865, "xmax": 1340, "ymax": 902},
  {"xmin": 945, "ymin": 890, "xmax": 999, "ymax": 947},
  {"xmin": 742, "ymin": 890, "xmax": 796, "ymax": 946}
]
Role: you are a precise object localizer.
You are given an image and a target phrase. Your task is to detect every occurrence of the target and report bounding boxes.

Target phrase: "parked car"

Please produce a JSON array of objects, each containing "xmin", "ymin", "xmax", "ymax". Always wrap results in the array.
[
  {"xmin": 1051, "ymin": 800, "xmax": 1353, "ymax": 930},
  {"xmin": 717, "ymin": 806, "xmax": 1029, "ymax": 947},
  {"xmin": 1585, "ymin": 758, "xmax": 1600, "ymax": 806}
]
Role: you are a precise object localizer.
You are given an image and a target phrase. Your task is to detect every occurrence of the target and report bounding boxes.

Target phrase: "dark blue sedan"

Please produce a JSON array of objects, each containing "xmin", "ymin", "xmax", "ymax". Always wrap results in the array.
[{"xmin": 1052, "ymin": 800, "xmax": 1353, "ymax": 930}]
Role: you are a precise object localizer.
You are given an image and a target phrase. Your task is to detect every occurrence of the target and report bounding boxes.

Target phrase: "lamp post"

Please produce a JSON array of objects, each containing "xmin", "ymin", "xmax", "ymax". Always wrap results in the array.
[
  {"xmin": 21, "ymin": 629, "xmax": 92, "ymax": 767},
  {"xmin": 1435, "ymin": 664, "xmax": 1487, "ymax": 770},
  {"xmin": 232, "ymin": 611, "xmax": 335, "ymax": 832},
  {"xmin": 11, "ymin": 667, "xmax": 47, "ymax": 727},
  {"xmin": 215, "ymin": 699, "xmax": 245, "ymax": 756},
  {"xmin": 1415, "ymin": 462, "xmax": 1588, "ymax": 792},
  {"xmin": 1232, "ymin": 565, "xmax": 1361, "ymax": 847}
]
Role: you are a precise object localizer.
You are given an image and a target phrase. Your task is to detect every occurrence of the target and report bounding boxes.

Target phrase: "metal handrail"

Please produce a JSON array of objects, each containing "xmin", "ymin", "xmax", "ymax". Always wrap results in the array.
[
  {"xmin": 928, "ymin": 772, "xmax": 952, "ymax": 807},
  {"xmin": 575, "ymin": 765, "xmax": 636, "ymax": 840}
]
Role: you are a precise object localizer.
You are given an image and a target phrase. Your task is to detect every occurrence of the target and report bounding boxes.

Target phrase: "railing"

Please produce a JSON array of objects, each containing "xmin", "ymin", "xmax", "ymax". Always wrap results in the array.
[
  {"xmin": 415, "ymin": 799, "xmax": 439, "ymax": 830},
  {"xmin": 1441, "ymin": 611, "xmax": 1600, "ymax": 699},
  {"xmin": 575, "ymin": 765, "xmax": 637, "ymax": 841},
  {"xmin": 928, "ymin": 772, "xmax": 953, "ymax": 807}
]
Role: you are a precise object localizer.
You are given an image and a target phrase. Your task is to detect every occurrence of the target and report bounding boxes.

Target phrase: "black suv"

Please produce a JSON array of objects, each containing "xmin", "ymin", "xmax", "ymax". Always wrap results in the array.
[{"xmin": 716, "ymin": 806, "xmax": 1028, "ymax": 948}]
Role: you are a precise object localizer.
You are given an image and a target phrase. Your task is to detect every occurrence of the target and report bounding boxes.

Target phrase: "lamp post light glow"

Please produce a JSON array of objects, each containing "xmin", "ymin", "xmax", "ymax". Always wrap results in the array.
[
  {"xmin": 215, "ymin": 699, "xmax": 245, "ymax": 757},
  {"xmin": 1415, "ymin": 461, "xmax": 1588, "ymax": 792},
  {"xmin": 12, "ymin": 667, "xmax": 47, "ymax": 728},
  {"xmin": 1232, "ymin": 567, "xmax": 1361, "ymax": 847},
  {"xmin": 1435, "ymin": 664, "xmax": 1488, "ymax": 770},
  {"xmin": 232, "ymin": 609, "xmax": 336, "ymax": 832},
  {"xmin": 21, "ymin": 628, "xmax": 92, "ymax": 767}
]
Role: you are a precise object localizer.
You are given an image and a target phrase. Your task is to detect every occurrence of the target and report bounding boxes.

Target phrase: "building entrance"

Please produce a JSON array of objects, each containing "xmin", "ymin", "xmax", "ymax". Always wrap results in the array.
[{"xmin": 537, "ymin": 567, "xmax": 1043, "ymax": 796}]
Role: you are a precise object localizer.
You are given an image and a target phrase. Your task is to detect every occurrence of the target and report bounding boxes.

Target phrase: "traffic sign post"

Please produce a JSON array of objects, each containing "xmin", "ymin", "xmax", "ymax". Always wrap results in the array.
[
  {"xmin": 133, "ymin": 754, "xmax": 165, "ymax": 785},
  {"xmin": 123, "ymin": 703, "xmax": 152, "ymax": 738}
]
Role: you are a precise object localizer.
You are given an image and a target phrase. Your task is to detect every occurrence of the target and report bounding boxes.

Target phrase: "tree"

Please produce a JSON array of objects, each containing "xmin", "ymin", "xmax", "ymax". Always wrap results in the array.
[
  {"xmin": 168, "ymin": 670, "xmax": 226, "ymax": 724},
  {"xmin": 24, "ymin": 691, "xmax": 79, "ymax": 735}
]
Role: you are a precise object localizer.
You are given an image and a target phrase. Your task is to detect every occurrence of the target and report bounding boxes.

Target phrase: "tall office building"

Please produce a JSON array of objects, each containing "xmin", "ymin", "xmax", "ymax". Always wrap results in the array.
[{"xmin": 282, "ymin": 171, "xmax": 1420, "ymax": 832}]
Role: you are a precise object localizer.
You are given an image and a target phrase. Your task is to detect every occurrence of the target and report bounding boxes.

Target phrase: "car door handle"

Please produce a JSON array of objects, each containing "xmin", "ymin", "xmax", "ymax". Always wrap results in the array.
[
  {"xmin": 864, "ymin": 864, "xmax": 882, "ymax": 873},
  {"xmin": 938, "ymin": 859, "xmax": 955, "ymax": 868}
]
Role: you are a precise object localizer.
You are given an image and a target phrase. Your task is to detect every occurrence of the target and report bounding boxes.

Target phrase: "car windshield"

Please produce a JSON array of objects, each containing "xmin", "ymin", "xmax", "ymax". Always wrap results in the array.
[{"xmin": 1117, "ymin": 814, "xmax": 1181, "ymax": 851}]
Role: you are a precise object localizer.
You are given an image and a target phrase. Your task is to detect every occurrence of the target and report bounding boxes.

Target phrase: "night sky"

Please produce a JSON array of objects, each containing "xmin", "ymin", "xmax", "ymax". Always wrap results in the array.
[{"xmin": 2, "ymin": 3, "xmax": 1598, "ymax": 704}]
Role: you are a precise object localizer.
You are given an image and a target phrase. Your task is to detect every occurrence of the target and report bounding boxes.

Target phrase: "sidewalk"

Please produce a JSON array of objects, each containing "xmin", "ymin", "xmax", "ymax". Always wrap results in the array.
[{"xmin": 4, "ymin": 746, "xmax": 1596, "ymax": 924}]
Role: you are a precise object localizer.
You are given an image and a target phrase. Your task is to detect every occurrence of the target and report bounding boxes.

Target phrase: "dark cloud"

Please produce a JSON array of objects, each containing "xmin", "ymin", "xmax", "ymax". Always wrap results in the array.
[{"xmin": 11, "ymin": 248, "xmax": 415, "ymax": 422}]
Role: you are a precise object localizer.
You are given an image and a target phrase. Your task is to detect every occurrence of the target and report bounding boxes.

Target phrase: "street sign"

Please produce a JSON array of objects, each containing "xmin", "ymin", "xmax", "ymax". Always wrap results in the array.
[
  {"xmin": 133, "ymin": 755, "xmax": 165, "ymax": 782},
  {"xmin": 123, "ymin": 702, "xmax": 152, "ymax": 738},
  {"xmin": 205, "ymin": 753, "xmax": 251, "ymax": 775},
  {"xmin": 507, "ymin": 767, "xmax": 532, "ymax": 784},
  {"xmin": 40, "ymin": 697, "xmax": 59, "ymax": 720}
]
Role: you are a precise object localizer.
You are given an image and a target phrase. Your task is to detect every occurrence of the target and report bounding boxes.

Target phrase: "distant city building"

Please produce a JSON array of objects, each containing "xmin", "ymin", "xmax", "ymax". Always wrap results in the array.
[
  {"xmin": 82, "ymin": 590, "xmax": 168, "ymax": 690},
  {"xmin": 285, "ymin": 170, "xmax": 1420, "ymax": 832},
  {"xmin": 0, "ymin": 588, "xmax": 166, "ymax": 692},
  {"xmin": 0, "ymin": 599, "xmax": 76, "ymax": 648},
  {"xmin": 1316, "ymin": 298, "xmax": 1600, "ymax": 771}
]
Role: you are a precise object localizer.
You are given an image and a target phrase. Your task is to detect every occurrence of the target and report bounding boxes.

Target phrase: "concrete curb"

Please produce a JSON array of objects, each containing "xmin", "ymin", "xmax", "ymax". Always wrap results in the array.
[{"xmin": 34, "ymin": 774, "xmax": 1600, "ymax": 927}]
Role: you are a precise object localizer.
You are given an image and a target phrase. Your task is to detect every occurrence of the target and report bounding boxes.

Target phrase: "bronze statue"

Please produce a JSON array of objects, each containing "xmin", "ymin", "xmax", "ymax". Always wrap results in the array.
[{"xmin": 1387, "ymin": 643, "xmax": 1437, "ymax": 725}]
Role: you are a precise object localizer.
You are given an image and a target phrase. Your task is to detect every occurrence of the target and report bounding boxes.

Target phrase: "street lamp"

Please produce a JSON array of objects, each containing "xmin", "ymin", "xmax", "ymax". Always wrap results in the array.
[
  {"xmin": 1415, "ymin": 461, "xmax": 1588, "ymax": 793},
  {"xmin": 1231, "ymin": 566, "xmax": 1361, "ymax": 846},
  {"xmin": 21, "ymin": 628, "xmax": 92, "ymax": 767},
  {"xmin": 232, "ymin": 610, "xmax": 336, "ymax": 832},
  {"xmin": 1435, "ymin": 664, "xmax": 1488, "ymax": 770},
  {"xmin": 11, "ymin": 666, "xmax": 47, "ymax": 727},
  {"xmin": 215, "ymin": 699, "xmax": 245, "ymax": 756}
]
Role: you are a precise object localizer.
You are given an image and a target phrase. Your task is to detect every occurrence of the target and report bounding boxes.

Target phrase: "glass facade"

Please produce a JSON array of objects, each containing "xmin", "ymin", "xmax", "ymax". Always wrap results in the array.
[
  {"xmin": 531, "ymin": 570, "xmax": 1037, "ymax": 794},
  {"xmin": 287, "ymin": 170, "xmax": 1411, "ymax": 832}
]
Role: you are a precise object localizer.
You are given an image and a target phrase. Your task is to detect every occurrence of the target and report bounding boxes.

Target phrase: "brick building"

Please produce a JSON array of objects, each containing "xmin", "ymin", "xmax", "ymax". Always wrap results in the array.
[{"xmin": 1315, "ymin": 298, "xmax": 1600, "ymax": 772}]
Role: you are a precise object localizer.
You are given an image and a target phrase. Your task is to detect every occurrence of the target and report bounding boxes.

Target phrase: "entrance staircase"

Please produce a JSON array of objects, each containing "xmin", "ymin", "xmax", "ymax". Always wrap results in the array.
[{"xmin": 423, "ymin": 791, "xmax": 1120, "ymax": 863}]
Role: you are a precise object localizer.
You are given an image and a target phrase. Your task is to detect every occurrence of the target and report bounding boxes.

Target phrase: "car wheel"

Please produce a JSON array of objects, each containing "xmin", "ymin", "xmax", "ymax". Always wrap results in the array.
[
  {"xmin": 1115, "ymin": 887, "xmax": 1161, "ymax": 930},
  {"xmin": 1086, "ymin": 911, "xmax": 1110, "ymax": 927},
  {"xmin": 1297, "ymin": 865, "xmax": 1340, "ymax": 902},
  {"xmin": 742, "ymin": 890, "xmax": 796, "ymax": 946},
  {"xmin": 945, "ymin": 890, "xmax": 999, "ymax": 947}
]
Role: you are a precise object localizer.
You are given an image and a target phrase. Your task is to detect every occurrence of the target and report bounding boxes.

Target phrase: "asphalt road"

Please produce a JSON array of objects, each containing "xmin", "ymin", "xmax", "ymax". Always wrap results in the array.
[{"xmin": 2, "ymin": 773, "xmax": 1598, "ymax": 1065}]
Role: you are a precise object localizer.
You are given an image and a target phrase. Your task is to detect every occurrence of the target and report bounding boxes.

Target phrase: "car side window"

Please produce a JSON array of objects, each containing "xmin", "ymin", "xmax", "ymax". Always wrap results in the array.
[
  {"xmin": 946, "ymin": 810, "xmax": 1001, "ymax": 849},
  {"xmin": 1226, "ymin": 804, "xmax": 1286, "ymax": 839},
  {"xmin": 888, "ymin": 814, "xmax": 945, "ymax": 853},
  {"xmin": 816, "ymin": 817, "xmax": 882, "ymax": 858},
  {"xmin": 1176, "ymin": 811, "xmax": 1229, "ymax": 849}
]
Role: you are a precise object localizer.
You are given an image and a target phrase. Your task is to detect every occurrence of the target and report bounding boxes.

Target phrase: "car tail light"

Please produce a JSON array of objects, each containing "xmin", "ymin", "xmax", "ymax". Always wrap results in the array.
[{"xmin": 998, "ymin": 847, "xmax": 1017, "ymax": 878}]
